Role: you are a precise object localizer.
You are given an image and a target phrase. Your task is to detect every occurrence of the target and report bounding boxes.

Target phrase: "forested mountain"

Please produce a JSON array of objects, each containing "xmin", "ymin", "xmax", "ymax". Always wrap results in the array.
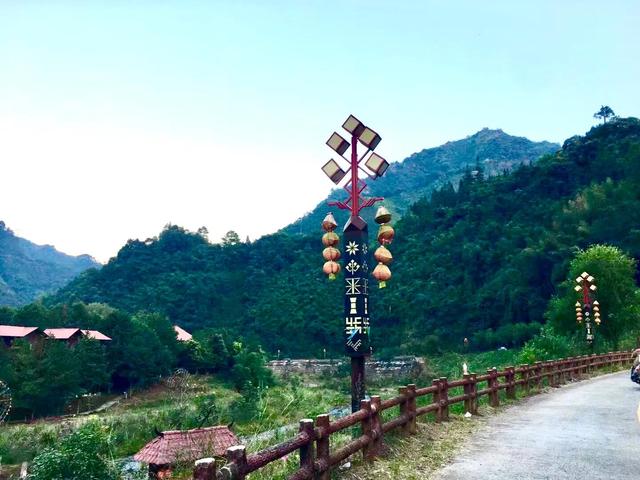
[
  {"xmin": 283, "ymin": 128, "xmax": 558, "ymax": 234},
  {"xmin": 0, "ymin": 222, "xmax": 99, "ymax": 306},
  {"xmin": 50, "ymin": 119, "xmax": 640, "ymax": 357}
]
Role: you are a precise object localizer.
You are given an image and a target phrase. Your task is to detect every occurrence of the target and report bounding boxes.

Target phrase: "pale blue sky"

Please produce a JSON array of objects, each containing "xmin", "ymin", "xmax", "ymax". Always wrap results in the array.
[{"xmin": 1, "ymin": 1, "xmax": 638, "ymax": 261}]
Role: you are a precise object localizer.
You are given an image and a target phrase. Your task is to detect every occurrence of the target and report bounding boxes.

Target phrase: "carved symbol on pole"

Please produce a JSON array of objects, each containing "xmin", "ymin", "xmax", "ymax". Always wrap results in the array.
[
  {"xmin": 349, "ymin": 297, "xmax": 357, "ymax": 314},
  {"xmin": 361, "ymin": 244, "xmax": 368, "ymax": 255},
  {"xmin": 346, "ymin": 259, "xmax": 360, "ymax": 274},
  {"xmin": 346, "ymin": 278, "xmax": 361, "ymax": 295},
  {"xmin": 346, "ymin": 241, "xmax": 359, "ymax": 255}
]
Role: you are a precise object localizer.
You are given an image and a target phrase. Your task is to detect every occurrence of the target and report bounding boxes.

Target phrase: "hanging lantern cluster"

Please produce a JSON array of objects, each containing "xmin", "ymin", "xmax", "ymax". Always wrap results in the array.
[
  {"xmin": 372, "ymin": 206, "xmax": 394, "ymax": 288},
  {"xmin": 575, "ymin": 301, "xmax": 582, "ymax": 324},
  {"xmin": 321, "ymin": 213, "xmax": 341, "ymax": 280},
  {"xmin": 593, "ymin": 300, "xmax": 601, "ymax": 325}
]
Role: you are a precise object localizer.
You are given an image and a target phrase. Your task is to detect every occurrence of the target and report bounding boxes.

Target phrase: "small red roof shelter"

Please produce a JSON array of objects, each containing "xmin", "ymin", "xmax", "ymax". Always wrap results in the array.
[
  {"xmin": 45, "ymin": 328, "xmax": 112, "ymax": 346},
  {"xmin": 134, "ymin": 426, "xmax": 238, "ymax": 476}
]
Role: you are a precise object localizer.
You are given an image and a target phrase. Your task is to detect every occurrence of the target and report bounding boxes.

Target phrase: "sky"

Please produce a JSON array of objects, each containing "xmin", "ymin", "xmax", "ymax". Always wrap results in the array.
[{"xmin": 1, "ymin": 1, "xmax": 639, "ymax": 262}]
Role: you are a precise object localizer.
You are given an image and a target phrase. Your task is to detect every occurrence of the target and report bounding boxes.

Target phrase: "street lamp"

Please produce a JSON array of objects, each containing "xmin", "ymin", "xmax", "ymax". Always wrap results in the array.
[
  {"xmin": 575, "ymin": 272, "xmax": 601, "ymax": 345},
  {"xmin": 320, "ymin": 114, "xmax": 391, "ymax": 413}
]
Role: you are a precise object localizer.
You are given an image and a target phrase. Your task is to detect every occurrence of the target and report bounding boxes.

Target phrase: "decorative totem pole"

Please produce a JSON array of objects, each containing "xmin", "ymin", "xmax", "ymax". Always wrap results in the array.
[
  {"xmin": 320, "ymin": 115, "xmax": 392, "ymax": 413},
  {"xmin": 574, "ymin": 271, "xmax": 600, "ymax": 344}
]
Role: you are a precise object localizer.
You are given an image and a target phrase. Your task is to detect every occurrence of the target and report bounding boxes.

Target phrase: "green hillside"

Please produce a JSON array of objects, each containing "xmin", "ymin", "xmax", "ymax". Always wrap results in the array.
[
  {"xmin": 283, "ymin": 128, "xmax": 558, "ymax": 235},
  {"xmin": 50, "ymin": 119, "xmax": 640, "ymax": 357},
  {"xmin": 0, "ymin": 222, "xmax": 99, "ymax": 306}
]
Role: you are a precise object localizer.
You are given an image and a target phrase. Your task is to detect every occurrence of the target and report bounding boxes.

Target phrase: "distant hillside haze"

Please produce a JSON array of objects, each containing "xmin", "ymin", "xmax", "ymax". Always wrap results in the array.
[
  {"xmin": 0, "ymin": 221, "xmax": 99, "ymax": 306},
  {"xmin": 283, "ymin": 128, "xmax": 559, "ymax": 235}
]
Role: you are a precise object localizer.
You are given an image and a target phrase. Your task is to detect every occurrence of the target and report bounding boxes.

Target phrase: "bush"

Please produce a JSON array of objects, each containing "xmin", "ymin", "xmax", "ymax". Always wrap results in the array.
[{"xmin": 29, "ymin": 422, "xmax": 118, "ymax": 480}]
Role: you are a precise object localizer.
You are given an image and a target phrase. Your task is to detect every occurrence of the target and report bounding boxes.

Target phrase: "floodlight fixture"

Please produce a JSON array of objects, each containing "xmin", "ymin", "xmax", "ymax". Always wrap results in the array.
[
  {"xmin": 359, "ymin": 127, "xmax": 382, "ymax": 150},
  {"xmin": 590, "ymin": 284, "xmax": 597, "ymax": 291},
  {"xmin": 574, "ymin": 285, "xmax": 582, "ymax": 292},
  {"xmin": 581, "ymin": 272, "xmax": 589, "ymax": 278},
  {"xmin": 587, "ymin": 275, "xmax": 595, "ymax": 283},
  {"xmin": 576, "ymin": 277, "xmax": 583, "ymax": 283},
  {"xmin": 342, "ymin": 115, "xmax": 365, "ymax": 137},
  {"xmin": 365, "ymin": 153, "xmax": 390, "ymax": 178},
  {"xmin": 321, "ymin": 159, "xmax": 347, "ymax": 184},
  {"xmin": 327, "ymin": 132, "xmax": 350, "ymax": 156}
]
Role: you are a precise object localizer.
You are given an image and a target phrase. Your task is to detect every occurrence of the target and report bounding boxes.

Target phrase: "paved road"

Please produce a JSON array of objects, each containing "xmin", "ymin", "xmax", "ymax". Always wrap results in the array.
[{"xmin": 434, "ymin": 371, "xmax": 640, "ymax": 480}]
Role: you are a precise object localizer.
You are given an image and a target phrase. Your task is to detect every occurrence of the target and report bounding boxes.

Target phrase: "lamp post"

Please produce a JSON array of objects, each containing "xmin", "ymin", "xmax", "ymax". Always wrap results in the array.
[
  {"xmin": 321, "ymin": 115, "xmax": 390, "ymax": 413},
  {"xmin": 574, "ymin": 272, "xmax": 600, "ymax": 345}
]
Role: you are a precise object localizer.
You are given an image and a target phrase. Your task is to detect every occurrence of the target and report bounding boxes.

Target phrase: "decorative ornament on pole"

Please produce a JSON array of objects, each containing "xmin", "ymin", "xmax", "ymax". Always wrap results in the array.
[
  {"xmin": 373, "ymin": 206, "xmax": 394, "ymax": 288},
  {"xmin": 575, "ymin": 272, "xmax": 601, "ymax": 343},
  {"xmin": 321, "ymin": 213, "xmax": 341, "ymax": 280},
  {"xmin": 320, "ymin": 115, "xmax": 392, "ymax": 413}
]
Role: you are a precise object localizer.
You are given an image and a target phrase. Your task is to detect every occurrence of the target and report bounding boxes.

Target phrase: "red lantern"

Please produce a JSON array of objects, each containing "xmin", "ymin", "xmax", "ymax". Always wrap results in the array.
[
  {"xmin": 323, "ymin": 247, "xmax": 341, "ymax": 261},
  {"xmin": 322, "ymin": 231, "xmax": 339, "ymax": 247},
  {"xmin": 374, "ymin": 245, "xmax": 392, "ymax": 265},
  {"xmin": 323, "ymin": 260, "xmax": 340, "ymax": 280},
  {"xmin": 372, "ymin": 263, "xmax": 391, "ymax": 288}
]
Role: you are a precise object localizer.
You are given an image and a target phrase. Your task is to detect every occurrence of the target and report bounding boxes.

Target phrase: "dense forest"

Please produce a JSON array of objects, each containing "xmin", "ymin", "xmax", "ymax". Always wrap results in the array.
[
  {"xmin": 0, "ymin": 222, "xmax": 98, "ymax": 306},
  {"xmin": 46, "ymin": 118, "xmax": 640, "ymax": 357}
]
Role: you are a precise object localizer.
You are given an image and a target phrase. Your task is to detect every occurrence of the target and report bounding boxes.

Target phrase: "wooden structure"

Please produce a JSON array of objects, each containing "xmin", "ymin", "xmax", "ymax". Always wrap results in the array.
[
  {"xmin": 134, "ymin": 426, "xmax": 238, "ymax": 478},
  {"xmin": 0, "ymin": 325, "xmax": 46, "ymax": 347},
  {"xmin": 188, "ymin": 351, "xmax": 630, "ymax": 480}
]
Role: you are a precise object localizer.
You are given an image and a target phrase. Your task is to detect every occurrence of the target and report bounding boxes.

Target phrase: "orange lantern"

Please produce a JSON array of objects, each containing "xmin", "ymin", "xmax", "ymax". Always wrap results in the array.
[
  {"xmin": 372, "ymin": 263, "xmax": 391, "ymax": 288},
  {"xmin": 323, "ymin": 247, "xmax": 341, "ymax": 261},
  {"xmin": 374, "ymin": 245, "xmax": 392, "ymax": 265},
  {"xmin": 377, "ymin": 224, "xmax": 395, "ymax": 245},
  {"xmin": 323, "ymin": 260, "xmax": 341, "ymax": 280},
  {"xmin": 322, "ymin": 231, "xmax": 339, "ymax": 247}
]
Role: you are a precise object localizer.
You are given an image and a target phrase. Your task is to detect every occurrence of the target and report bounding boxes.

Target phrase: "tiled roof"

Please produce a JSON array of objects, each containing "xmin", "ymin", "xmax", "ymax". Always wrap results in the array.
[
  {"xmin": 0, "ymin": 325, "xmax": 40, "ymax": 338},
  {"xmin": 134, "ymin": 426, "xmax": 239, "ymax": 465},
  {"xmin": 174, "ymin": 325, "xmax": 193, "ymax": 342},
  {"xmin": 82, "ymin": 330, "xmax": 112, "ymax": 341},
  {"xmin": 44, "ymin": 328, "xmax": 82, "ymax": 339}
]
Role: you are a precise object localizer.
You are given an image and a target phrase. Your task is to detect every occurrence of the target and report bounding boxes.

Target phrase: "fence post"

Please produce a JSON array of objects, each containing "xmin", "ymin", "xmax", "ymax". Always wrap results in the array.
[
  {"xmin": 439, "ymin": 377, "xmax": 450, "ymax": 421},
  {"xmin": 487, "ymin": 368, "xmax": 499, "ymax": 407},
  {"xmin": 505, "ymin": 367, "xmax": 516, "ymax": 399},
  {"xmin": 315, "ymin": 414, "xmax": 331, "ymax": 480},
  {"xmin": 470, "ymin": 373, "xmax": 478, "ymax": 414},
  {"xmin": 299, "ymin": 419, "xmax": 315, "ymax": 473},
  {"xmin": 193, "ymin": 458, "xmax": 216, "ymax": 480},
  {"xmin": 534, "ymin": 361, "xmax": 542, "ymax": 390},
  {"xmin": 398, "ymin": 386, "xmax": 409, "ymax": 435},
  {"xmin": 433, "ymin": 378, "xmax": 442, "ymax": 422},
  {"xmin": 360, "ymin": 399, "xmax": 374, "ymax": 460},
  {"xmin": 407, "ymin": 384, "xmax": 417, "ymax": 434},
  {"xmin": 520, "ymin": 364, "xmax": 530, "ymax": 396},
  {"xmin": 222, "ymin": 445, "xmax": 247, "ymax": 480},
  {"xmin": 463, "ymin": 374, "xmax": 472, "ymax": 412},
  {"xmin": 371, "ymin": 396, "xmax": 384, "ymax": 457}
]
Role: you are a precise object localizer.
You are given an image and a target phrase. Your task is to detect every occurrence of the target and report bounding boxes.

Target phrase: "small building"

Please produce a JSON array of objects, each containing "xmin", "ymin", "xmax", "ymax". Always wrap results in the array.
[
  {"xmin": 134, "ymin": 426, "xmax": 239, "ymax": 478},
  {"xmin": 174, "ymin": 325, "xmax": 193, "ymax": 342},
  {"xmin": 45, "ymin": 328, "xmax": 112, "ymax": 346},
  {"xmin": 0, "ymin": 325, "xmax": 46, "ymax": 347},
  {"xmin": 44, "ymin": 328, "xmax": 84, "ymax": 346},
  {"xmin": 82, "ymin": 329, "xmax": 112, "ymax": 342}
]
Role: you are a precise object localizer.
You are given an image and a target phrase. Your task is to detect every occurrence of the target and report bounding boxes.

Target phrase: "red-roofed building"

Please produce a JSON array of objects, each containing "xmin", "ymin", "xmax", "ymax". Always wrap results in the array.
[
  {"xmin": 0, "ymin": 325, "xmax": 46, "ymax": 347},
  {"xmin": 174, "ymin": 325, "xmax": 193, "ymax": 342},
  {"xmin": 45, "ymin": 328, "xmax": 112, "ymax": 346},
  {"xmin": 44, "ymin": 328, "xmax": 84, "ymax": 346},
  {"xmin": 82, "ymin": 330, "xmax": 112, "ymax": 342},
  {"xmin": 134, "ymin": 426, "xmax": 239, "ymax": 478}
]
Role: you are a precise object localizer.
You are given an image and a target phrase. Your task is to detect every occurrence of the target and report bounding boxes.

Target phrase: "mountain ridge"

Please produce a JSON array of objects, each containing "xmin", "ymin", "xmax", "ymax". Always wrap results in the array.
[
  {"xmin": 283, "ymin": 128, "xmax": 559, "ymax": 235},
  {"xmin": 0, "ymin": 221, "xmax": 100, "ymax": 306}
]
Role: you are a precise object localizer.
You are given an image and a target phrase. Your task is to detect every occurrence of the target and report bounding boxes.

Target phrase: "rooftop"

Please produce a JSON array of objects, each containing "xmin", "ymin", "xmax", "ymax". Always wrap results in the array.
[
  {"xmin": 0, "ymin": 325, "xmax": 40, "ymax": 338},
  {"xmin": 134, "ymin": 426, "xmax": 238, "ymax": 465},
  {"xmin": 174, "ymin": 325, "xmax": 193, "ymax": 342}
]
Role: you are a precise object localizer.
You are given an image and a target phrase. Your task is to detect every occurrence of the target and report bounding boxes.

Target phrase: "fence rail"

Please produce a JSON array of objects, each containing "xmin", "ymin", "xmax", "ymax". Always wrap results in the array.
[{"xmin": 191, "ymin": 351, "xmax": 630, "ymax": 480}]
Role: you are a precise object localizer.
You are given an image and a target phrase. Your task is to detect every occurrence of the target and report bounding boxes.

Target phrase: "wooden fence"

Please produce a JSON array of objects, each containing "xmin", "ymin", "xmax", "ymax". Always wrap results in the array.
[{"xmin": 191, "ymin": 351, "xmax": 630, "ymax": 480}]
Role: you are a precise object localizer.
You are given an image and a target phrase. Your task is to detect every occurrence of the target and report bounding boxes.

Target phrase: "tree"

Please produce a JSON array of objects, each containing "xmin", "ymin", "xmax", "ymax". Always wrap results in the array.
[
  {"xmin": 221, "ymin": 230, "xmax": 241, "ymax": 246},
  {"xmin": 593, "ymin": 105, "xmax": 616, "ymax": 124},
  {"xmin": 547, "ymin": 245, "xmax": 640, "ymax": 345}
]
